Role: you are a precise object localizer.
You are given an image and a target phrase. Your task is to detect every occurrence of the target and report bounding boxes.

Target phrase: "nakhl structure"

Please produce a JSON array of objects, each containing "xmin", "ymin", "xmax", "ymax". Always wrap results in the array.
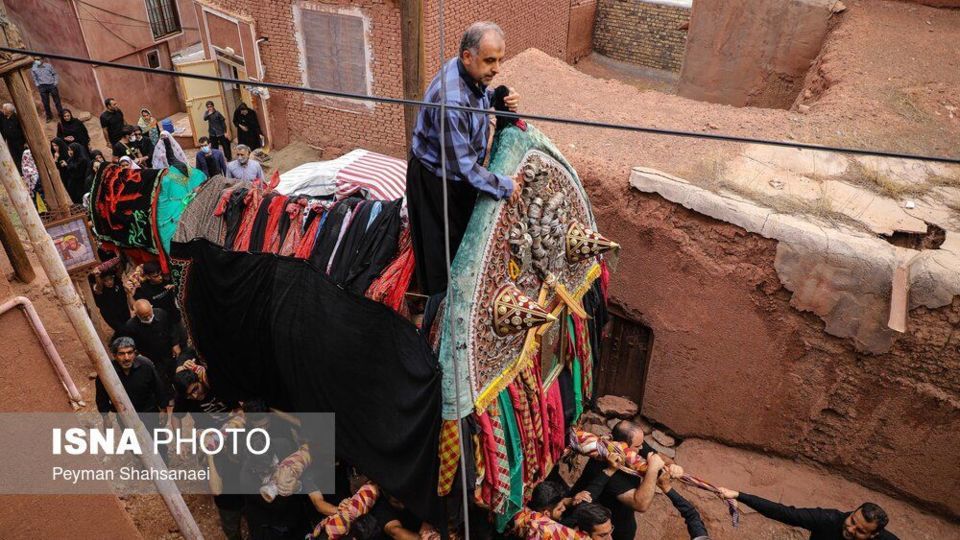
[{"xmin": 87, "ymin": 120, "xmax": 650, "ymax": 532}]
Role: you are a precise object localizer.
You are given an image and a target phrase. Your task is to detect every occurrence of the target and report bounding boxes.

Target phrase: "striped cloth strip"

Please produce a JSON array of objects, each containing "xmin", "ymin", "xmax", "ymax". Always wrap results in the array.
[{"xmin": 335, "ymin": 150, "xmax": 407, "ymax": 201}]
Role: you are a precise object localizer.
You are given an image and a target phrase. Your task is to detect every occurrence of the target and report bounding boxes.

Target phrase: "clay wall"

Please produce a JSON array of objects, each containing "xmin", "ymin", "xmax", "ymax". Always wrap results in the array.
[
  {"xmin": 5, "ymin": 0, "xmax": 101, "ymax": 114},
  {"xmin": 585, "ymin": 183, "xmax": 960, "ymax": 518},
  {"xmin": 6, "ymin": 0, "xmax": 199, "ymax": 117},
  {"xmin": 421, "ymin": 0, "xmax": 571, "ymax": 85},
  {"xmin": 678, "ymin": 0, "xmax": 835, "ymax": 108},
  {"xmin": 567, "ymin": 0, "xmax": 597, "ymax": 63},
  {"xmin": 592, "ymin": 0, "xmax": 690, "ymax": 72},
  {"xmin": 0, "ymin": 300, "xmax": 143, "ymax": 537}
]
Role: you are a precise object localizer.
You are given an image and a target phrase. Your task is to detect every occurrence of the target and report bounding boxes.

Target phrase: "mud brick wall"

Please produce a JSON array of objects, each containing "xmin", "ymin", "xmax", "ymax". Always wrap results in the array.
[{"xmin": 593, "ymin": 0, "xmax": 690, "ymax": 72}]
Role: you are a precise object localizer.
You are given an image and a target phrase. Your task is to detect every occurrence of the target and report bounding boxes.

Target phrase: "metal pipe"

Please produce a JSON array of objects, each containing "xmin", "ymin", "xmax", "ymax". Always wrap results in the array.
[
  {"xmin": 0, "ymin": 138, "xmax": 204, "ymax": 539},
  {"xmin": 0, "ymin": 295, "xmax": 85, "ymax": 408}
]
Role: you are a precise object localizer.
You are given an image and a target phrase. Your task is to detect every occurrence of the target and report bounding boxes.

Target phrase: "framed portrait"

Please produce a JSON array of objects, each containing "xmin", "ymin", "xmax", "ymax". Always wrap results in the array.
[{"xmin": 45, "ymin": 214, "xmax": 98, "ymax": 274}]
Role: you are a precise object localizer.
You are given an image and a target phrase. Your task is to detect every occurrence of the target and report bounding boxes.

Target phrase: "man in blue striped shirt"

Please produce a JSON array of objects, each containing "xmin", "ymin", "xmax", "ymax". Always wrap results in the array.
[{"xmin": 407, "ymin": 21, "xmax": 522, "ymax": 296}]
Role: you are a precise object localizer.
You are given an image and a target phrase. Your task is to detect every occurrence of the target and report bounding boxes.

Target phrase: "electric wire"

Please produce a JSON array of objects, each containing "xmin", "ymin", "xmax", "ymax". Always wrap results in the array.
[{"xmin": 3, "ymin": 45, "xmax": 958, "ymax": 165}]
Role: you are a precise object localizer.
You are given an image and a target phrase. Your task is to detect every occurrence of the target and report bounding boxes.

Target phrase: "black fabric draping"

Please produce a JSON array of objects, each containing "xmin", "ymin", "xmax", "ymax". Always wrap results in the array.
[
  {"xmin": 405, "ymin": 155, "xmax": 478, "ymax": 296},
  {"xmin": 328, "ymin": 199, "xmax": 403, "ymax": 294},
  {"xmin": 581, "ymin": 281, "xmax": 608, "ymax": 405},
  {"xmin": 222, "ymin": 187, "xmax": 249, "ymax": 250},
  {"xmin": 249, "ymin": 192, "xmax": 278, "ymax": 252},
  {"xmin": 179, "ymin": 238, "xmax": 443, "ymax": 526},
  {"xmin": 90, "ymin": 164, "xmax": 162, "ymax": 252},
  {"xmin": 309, "ymin": 197, "xmax": 361, "ymax": 269}
]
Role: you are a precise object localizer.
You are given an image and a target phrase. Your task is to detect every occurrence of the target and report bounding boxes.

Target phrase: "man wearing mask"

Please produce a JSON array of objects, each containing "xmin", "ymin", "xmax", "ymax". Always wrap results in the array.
[
  {"xmin": 100, "ymin": 97, "xmax": 126, "ymax": 147},
  {"xmin": 111, "ymin": 126, "xmax": 140, "ymax": 164},
  {"xmin": 196, "ymin": 136, "xmax": 227, "ymax": 178},
  {"xmin": 225, "ymin": 144, "xmax": 264, "ymax": 185},
  {"xmin": 116, "ymin": 299, "xmax": 184, "ymax": 412},
  {"xmin": 31, "ymin": 57, "xmax": 63, "ymax": 122},
  {"xmin": 0, "ymin": 103, "xmax": 26, "ymax": 172},
  {"xmin": 406, "ymin": 21, "xmax": 523, "ymax": 296},
  {"xmin": 203, "ymin": 101, "xmax": 231, "ymax": 161}
]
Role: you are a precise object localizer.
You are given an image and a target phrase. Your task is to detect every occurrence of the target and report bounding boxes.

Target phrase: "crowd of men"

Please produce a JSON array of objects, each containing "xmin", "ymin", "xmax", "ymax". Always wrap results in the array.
[{"xmin": 0, "ymin": 56, "xmax": 267, "ymax": 212}]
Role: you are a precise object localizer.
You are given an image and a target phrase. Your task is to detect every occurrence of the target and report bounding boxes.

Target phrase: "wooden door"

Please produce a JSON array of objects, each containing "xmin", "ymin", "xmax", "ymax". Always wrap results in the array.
[
  {"xmin": 596, "ymin": 309, "xmax": 654, "ymax": 410},
  {"xmin": 175, "ymin": 59, "xmax": 226, "ymax": 146}
]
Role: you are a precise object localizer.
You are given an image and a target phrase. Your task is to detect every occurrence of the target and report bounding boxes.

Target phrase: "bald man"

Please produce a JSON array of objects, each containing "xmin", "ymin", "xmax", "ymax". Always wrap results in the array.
[{"xmin": 116, "ymin": 299, "xmax": 184, "ymax": 408}]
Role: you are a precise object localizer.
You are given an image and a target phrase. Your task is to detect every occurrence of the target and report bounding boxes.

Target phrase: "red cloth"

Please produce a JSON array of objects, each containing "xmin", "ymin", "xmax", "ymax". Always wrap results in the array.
[
  {"xmin": 520, "ymin": 357, "xmax": 549, "ymax": 480},
  {"xmin": 294, "ymin": 210, "xmax": 324, "ymax": 259},
  {"xmin": 278, "ymin": 201, "xmax": 306, "ymax": 256},
  {"xmin": 232, "ymin": 188, "xmax": 264, "ymax": 252},
  {"xmin": 476, "ymin": 409, "xmax": 511, "ymax": 513},
  {"xmin": 544, "ymin": 379, "xmax": 565, "ymax": 464},
  {"xmin": 364, "ymin": 227, "xmax": 414, "ymax": 313},
  {"xmin": 507, "ymin": 382, "xmax": 537, "ymax": 484},
  {"xmin": 261, "ymin": 194, "xmax": 290, "ymax": 253}
]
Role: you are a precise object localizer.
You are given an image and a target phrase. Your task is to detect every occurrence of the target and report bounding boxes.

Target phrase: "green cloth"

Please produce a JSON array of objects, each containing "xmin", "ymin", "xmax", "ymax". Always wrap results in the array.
[
  {"xmin": 155, "ymin": 166, "xmax": 206, "ymax": 256},
  {"xmin": 439, "ymin": 123, "xmax": 597, "ymax": 419},
  {"xmin": 494, "ymin": 389, "xmax": 525, "ymax": 533},
  {"xmin": 568, "ymin": 316, "xmax": 583, "ymax": 423}
]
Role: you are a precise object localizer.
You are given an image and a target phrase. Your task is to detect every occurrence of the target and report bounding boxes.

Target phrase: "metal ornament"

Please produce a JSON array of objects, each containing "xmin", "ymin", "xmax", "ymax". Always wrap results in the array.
[
  {"xmin": 566, "ymin": 221, "xmax": 619, "ymax": 263},
  {"xmin": 492, "ymin": 284, "xmax": 557, "ymax": 336}
]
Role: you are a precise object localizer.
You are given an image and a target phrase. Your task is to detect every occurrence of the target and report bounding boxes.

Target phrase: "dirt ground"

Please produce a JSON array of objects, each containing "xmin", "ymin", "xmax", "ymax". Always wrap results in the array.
[{"xmin": 495, "ymin": 0, "xmax": 960, "ymax": 189}]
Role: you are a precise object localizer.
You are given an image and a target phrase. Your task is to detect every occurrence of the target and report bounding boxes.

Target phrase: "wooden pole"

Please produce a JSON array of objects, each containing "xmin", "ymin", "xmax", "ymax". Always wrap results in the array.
[
  {"xmin": 400, "ymin": 0, "xmax": 424, "ymax": 154},
  {"xmin": 0, "ymin": 201, "xmax": 33, "ymax": 282},
  {"xmin": 0, "ymin": 136, "xmax": 204, "ymax": 540},
  {"xmin": 0, "ymin": 1, "xmax": 73, "ymax": 210}
]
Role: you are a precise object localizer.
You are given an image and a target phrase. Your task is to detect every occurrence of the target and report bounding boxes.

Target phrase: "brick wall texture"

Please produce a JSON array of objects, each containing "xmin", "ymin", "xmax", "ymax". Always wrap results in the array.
[
  {"xmin": 593, "ymin": 0, "xmax": 690, "ymax": 72},
  {"xmin": 199, "ymin": 0, "xmax": 572, "ymax": 158}
]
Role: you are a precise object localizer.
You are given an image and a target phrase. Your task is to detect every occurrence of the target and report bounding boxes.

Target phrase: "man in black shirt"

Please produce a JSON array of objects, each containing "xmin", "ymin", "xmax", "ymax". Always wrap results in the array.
[
  {"xmin": 131, "ymin": 262, "xmax": 182, "ymax": 323},
  {"xmin": 570, "ymin": 421, "xmax": 674, "ymax": 540},
  {"xmin": 369, "ymin": 494, "xmax": 424, "ymax": 539},
  {"xmin": 89, "ymin": 267, "xmax": 131, "ymax": 332},
  {"xmin": 0, "ymin": 103, "xmax": 26, "ymax": 172},
  {"xmin": 171, "ymin": 349, "xmax": 243, "ymax": 540},
  {"xmin": 717, "ymin": 487, "xmax": 898, "ymax": 539},
  {"xmin": 111, "ymin": 125, "xmax": 139, "ymax": 163},
  {"xmin": 99, "ymin": 97, "xmax": 126, "ymax": 146},
  {"xmin": 658, "ymin": 473, "xmax": 709, "ymax": 540},
  {"xmin": 116, "ymin": 299, "xmax": 183, "ymax": 410},
  {"xmin": 569, "ymin": 503, "xmax": 614, "ymax": 540},
  {"xmin": 95, "ymin": 336, "xmax": 168, "ymax": 418}
]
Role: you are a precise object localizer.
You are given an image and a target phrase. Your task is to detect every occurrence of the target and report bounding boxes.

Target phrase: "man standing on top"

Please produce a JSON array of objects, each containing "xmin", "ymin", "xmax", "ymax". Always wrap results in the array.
[
  {"xmin": 203, "ymin": 101, "xmax": 232, "ymax": 161},
  {"xmin": 716, "ymin": 487, "xmax": 897, "ymax": 539},
  {"xmin": 225, "ymin": 144, "xmax": 264, "ymax": 185},
  {"xmin": 0, "ymin": 103, "xmax": 26, "ymax": 172},
  {"xmin": 406, "ymin": 21, "xmax": 522, "ymax": 296},
  {"xmin": 31, "ymin": 57, "xmax": 63, "ymax": 122},
  {"xmin": 100, "ymin": 98, "xmax": 126, "ymax": 147}
]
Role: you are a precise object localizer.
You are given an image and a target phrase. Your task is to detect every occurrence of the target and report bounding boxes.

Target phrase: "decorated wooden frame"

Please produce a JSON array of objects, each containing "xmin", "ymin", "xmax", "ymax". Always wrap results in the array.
[{"xmin": 439, "ymin": 124, "xmax": 617, "ymax": 419}]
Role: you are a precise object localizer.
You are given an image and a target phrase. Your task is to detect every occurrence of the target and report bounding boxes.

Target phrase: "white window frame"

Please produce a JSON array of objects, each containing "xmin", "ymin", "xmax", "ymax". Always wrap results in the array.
[{"xmin": 292, "ymin": 2, "xmax": 374, "ymax": 112}]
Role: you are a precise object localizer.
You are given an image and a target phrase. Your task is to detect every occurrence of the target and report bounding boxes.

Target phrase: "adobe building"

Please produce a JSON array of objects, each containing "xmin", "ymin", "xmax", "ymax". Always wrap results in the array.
[{"xmin": 6, "ymin": 0, "xmax": 201, "ymax": 119}]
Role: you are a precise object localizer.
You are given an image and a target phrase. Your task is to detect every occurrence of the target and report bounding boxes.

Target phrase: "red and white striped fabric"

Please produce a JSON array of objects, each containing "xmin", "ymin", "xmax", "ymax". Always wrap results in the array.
[{"xmin": 335, "ymin": 150, "xmax": 406, "ymax": 201}]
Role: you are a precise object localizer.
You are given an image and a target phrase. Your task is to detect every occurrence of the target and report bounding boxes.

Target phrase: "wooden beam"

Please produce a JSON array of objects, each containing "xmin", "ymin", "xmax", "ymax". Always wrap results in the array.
[
  {"xmin": 0, "ymin": 1, "xmax": 73, "ymax": 210},
  {"xmin": 399, "ymin": 0, "xmax": 424, "ymax": 154},
  {"xmin": 0, "ymin": 202, "xmax": 33, "ymax": 282}
]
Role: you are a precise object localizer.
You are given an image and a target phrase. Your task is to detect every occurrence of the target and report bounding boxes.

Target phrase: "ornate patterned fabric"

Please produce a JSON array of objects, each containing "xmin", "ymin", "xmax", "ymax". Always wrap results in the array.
[
  {"xmin": 513, "ymin": 509, "xmax": 590, "ymax": 540},
  {"xmin": 440, "ymin": 124, "xmax": 603, "ymax": 419},
  {"xmin": 437, "ymin": 419, "xmax": 461, "ymax": 496},
  {"xmin": 310, "ymin": 483, "xmax": 379, "ymax": 539},
  {"xmin": 90, "ymin": 164, "xmax": 162, "ymax": 253}
]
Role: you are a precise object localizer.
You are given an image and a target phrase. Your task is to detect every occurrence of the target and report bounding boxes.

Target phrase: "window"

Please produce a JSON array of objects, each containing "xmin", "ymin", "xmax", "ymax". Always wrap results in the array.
[
  {"xmin": 145, "ymin": 50, "xmax": 161, "ymax": 69},
  {"xmin": 296, "ymin": 6, "xmax": 371, "ymax": 101},
  {"xmin": 145, "ymin": 0, "xmax": 181, "ymax": 40}
]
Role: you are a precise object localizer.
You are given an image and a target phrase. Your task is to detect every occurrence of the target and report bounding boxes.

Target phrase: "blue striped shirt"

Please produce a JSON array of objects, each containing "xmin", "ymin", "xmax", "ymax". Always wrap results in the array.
[
  {"xmin": 31, "ymin": 62, "xmax": 58, "ymax": 87},
  {"xmin": 411, "ymin": 58, "xmax": 514, "ymax": 199}
]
